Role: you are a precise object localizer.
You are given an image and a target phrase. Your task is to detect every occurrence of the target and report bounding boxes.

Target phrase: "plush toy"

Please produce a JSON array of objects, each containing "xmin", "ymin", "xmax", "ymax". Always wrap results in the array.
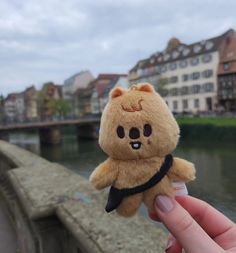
[{"xmin": 89, "ymin": 83, "xmax": 195, "ymax": 217}]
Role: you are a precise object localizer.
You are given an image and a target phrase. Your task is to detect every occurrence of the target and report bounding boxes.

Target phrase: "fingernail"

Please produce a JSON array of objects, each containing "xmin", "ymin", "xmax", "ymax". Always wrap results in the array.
[{"xmin": 155, "ymin": 195, "xmax": 175, "ymax": 213}]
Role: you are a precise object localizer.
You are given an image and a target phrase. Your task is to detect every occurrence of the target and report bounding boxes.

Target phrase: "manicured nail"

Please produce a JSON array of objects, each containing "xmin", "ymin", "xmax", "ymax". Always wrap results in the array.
[{"xmin": 155, "ymin": 195, "xmax": 175, "ymax": 213}]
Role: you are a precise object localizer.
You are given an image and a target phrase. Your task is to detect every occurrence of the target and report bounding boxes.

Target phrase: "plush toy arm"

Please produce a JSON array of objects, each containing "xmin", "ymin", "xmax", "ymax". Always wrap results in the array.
[
  {"xmin": 89, "ymin": 158, "xmax": 118, "ymax": 190},
  {"xmin": 167, "ymin": 157, "xmax": 196, "ymax": 182}
]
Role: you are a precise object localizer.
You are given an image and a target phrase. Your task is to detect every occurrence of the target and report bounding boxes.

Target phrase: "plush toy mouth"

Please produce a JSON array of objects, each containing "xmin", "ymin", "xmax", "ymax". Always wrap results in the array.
[{"xmin": 130, "ymin": 141, "xmax": 142, "ymax": 150}]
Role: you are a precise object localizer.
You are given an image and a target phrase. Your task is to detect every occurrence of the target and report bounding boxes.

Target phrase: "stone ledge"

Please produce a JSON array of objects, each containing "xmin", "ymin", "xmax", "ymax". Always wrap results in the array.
[
  {"xmin": 0, "ymin": 140, "xmax": 166, "ymax": 252},
  {"xmin": 0, "ymin": 140, "xmax": 49, "ymax": 168},
  {"xmin": 57, "ymin": 200, "xmax": 166, "ymax": 253},
  {"xmin": 8, "ymin": 163, "xmax": 97, "ymax": 219}
]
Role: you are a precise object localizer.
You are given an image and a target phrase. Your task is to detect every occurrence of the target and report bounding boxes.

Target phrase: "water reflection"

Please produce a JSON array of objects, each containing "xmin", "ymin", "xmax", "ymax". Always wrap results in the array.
[{"xmin": 9, "ymin": 132, "xmax": 236, "ymax": 222}]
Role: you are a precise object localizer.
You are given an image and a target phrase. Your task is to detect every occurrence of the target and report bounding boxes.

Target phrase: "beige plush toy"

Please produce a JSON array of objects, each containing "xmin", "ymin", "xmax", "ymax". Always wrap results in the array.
[{"xmin": 89, "ymin": 83, "xmax": 195, "ymax": 217}]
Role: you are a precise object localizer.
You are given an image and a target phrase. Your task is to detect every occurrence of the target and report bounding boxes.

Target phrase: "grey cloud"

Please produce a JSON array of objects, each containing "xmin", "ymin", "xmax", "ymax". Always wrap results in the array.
[{"xmin": 1, "ymin": 0, "xmax": 236, "ymax": 95}]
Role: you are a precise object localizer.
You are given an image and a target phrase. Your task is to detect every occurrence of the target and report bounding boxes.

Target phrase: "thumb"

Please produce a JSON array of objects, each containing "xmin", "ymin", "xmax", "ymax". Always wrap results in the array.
[{"xmin": 154, "ymin": 195, "xmax": 223, "ymax": 253}]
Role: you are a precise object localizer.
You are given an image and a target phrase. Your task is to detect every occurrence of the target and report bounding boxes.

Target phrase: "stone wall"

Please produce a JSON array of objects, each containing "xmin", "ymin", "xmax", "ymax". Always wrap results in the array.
[{"xmin": 0, "ymin": 140, "xmax": 166, "ymax": 253}]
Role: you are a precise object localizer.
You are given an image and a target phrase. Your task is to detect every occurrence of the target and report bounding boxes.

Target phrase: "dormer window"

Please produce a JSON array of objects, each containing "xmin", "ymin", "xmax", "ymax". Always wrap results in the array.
[
  {"xmin": 172, "ymin": 51, "xmax": 179, "ymax": 59},
  {"xmin": 193, "ymin": 44, "xmax": 201, "ymax": 53},
  {"xmin": 178, "ymin": 45, "xmax": 184, "ymax": 52},
  {"xmin": 205, "ymin": 41, "xmax": 214, "ymax": 50},
  {"xmin": 183, "ymin": 48, "xmax": 190, "ymax": 56},
  {"xmin": 164, "ymin": 53, "xmax": 170, "ymax": 61}
]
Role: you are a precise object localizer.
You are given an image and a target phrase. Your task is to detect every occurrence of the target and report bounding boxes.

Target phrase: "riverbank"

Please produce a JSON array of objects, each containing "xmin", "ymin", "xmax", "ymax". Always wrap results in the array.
[{"xmin": 176, "ymin": 117, "xmax": 236, "ymax": 142}]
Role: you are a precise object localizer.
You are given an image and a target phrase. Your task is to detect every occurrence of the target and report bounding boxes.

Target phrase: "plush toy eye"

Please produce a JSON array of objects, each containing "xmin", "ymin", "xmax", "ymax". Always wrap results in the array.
[
  {"xmin": 144, "ymin": 124, "xmax": 152, "ymax": 137},
  {"xmin": 117, "ymin": 126, "xmax": 125, "ymax": 138}
]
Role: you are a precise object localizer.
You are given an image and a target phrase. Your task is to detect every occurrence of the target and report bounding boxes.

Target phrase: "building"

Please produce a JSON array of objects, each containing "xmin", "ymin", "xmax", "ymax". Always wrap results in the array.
[
  {"xmin": 24, "ymin": 85, "xmax": 39, "ymax": 121},
  {"xmin": 63, "ymin": 70, "xmax": 94, "ymax": 99},
  {"xmin": 38, "ymin": 82, "xmax": 62, "ymax": 120},
  {"xmin": 99, "ymin": 76, "xmax": 129, "ymax": 111},
  {"xmin": 90, "ymin": 74, "xmax": 127, "ymax": 115},
  {"xmin": 74, "ymin": 81, "xmax": 96, "ymax": 117},
  {"xmin": 4, "ymin": 92, "xmax": 25, "ymax": 122},
  {"xmin": 129, "ymin": 29, "xmax": 236, "ymax": 113},
  {"xmin": 218, "ymin": 33, "xmax": 236, "ymax": 112}
]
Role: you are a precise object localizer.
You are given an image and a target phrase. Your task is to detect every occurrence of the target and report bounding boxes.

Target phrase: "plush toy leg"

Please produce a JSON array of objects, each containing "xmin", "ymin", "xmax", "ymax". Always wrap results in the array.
[
  {"xmin": 116, "ymin": 193, "xmax": 143, "ymax": 217},
  {"xmin": 167, "ymin": 157, "xmax": 196, "ymax": 182},
  {"xmin": 143, "ymin": 177, "xmax": 174, "ymax": 214}
]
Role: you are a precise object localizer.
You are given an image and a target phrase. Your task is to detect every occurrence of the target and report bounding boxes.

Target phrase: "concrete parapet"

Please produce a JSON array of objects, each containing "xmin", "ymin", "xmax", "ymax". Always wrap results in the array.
[{"xmin": 0, "ymin": 140, "xmax": 166, "ymax": 253}]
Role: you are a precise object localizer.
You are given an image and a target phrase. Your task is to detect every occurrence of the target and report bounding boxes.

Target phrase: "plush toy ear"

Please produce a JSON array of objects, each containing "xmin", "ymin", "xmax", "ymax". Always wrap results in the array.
[
  {"xmin": 137, "ymin": 83, "xmax": 155, "ymax": 93},
  {"xmin": 110, "ymin": 87, "xmax": 125, "ymax": 99}
]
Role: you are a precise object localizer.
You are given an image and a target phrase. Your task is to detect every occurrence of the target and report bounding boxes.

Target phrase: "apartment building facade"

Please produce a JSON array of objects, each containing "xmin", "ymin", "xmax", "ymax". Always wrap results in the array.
[{"xmin": 129, "ymin": 29, "xmax": 236, "ymax": 113}]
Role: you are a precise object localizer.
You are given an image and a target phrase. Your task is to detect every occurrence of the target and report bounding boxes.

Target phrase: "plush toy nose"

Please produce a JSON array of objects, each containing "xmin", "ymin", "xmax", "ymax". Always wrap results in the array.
[{"xmin": 129, "ymin": 127, "xmax": 140, "ymax": 139}]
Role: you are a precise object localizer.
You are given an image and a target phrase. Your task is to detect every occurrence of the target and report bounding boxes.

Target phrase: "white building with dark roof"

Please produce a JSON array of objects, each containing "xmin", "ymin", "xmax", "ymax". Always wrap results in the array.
[{"xmin": 129, "ymin": 29, "xmax": 236, "ymax": 113}]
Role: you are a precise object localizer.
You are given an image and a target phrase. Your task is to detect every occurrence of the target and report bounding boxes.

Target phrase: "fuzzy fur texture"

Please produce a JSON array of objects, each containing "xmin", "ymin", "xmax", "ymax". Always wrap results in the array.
[{"xmin": 90, "ymin": 83, "xmax": 195, "ymax": 217}]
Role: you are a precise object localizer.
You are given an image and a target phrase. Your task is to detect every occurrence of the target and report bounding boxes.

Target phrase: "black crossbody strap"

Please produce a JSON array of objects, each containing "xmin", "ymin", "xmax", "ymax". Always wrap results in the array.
[{"xmin": 105, "ymin": 154, "xmax": 173, "ymax": 212}]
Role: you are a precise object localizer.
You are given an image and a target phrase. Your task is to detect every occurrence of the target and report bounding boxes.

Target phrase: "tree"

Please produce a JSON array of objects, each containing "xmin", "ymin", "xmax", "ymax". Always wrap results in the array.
[
  {"xmin": 155, "ymin": 78, "xmax": 168, "ymax": 97},
  {"xmin": 48, "ymin": 98, "xmax": 71, "ymax": 119}
]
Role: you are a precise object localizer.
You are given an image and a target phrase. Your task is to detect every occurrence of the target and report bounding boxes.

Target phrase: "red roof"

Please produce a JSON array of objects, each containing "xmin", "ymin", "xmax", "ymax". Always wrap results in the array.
[{"xmin": 95, "ymin": 74, "xmax": 127, "ymax": 96}]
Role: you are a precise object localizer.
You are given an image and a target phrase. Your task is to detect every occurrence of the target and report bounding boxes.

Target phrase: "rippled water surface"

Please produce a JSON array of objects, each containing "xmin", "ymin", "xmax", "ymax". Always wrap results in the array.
[{"xmin": 9, "ymin": 131, "xmax": 236, "ymax": 222}]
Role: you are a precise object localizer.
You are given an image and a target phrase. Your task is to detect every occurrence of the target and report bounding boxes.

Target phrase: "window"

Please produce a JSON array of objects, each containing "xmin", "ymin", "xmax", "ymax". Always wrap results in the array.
[
  {"xmin": 191, "ymin": 57, "xmax": 199, "ymax": 66},
  {"xmin": 183, "ymin": 99, "xmax": 188, "ymax": 109},
  {"xmin": 182, "ymin": 74, "xmax": 189, "ymax": 82},
  {"xmin": 191, "ymin": 72, "xmax": 200, "ymax": 80},
  {"xmin": 155, "ymin": 65, "xmax": 160, "ymax": 73},
  {"xmin": 202, "ymin": 54, "xmax": 212, "ymax": 63},
  {"xmin": 224, "ymin": 63, "xmax": 230, "ymax": 71},
  {"xmin": 205, "ymin": 41, "xmax": 214, "ymax": 50},
  {"xmin": 193, "ymin": 44, "xmax": 202, "ymax": 53},
  {"xmin": 179, "ymin": 60, "xmax": 188, "ymax": 68},
  {"xmin": 173, "ymin": 100, "xmax": 178, "ymax": 110},
  {"xmin": 160, "ymin": 65, "xmax": 167, "ymax": 73},
  {"xmin": 183, "ymin": 48, "xmax": 190, "ymax": 56},
  {"xmin": 192, "ymin": 84, "xmax": 201, "ymax": 94},
  {"xmin": 170, "ymin": 88, "xmax": 179, "ymax": 96},
  {"xmin": 150, "ymin": 58, "xmax": 155, "ymax": 64},
  {"xmin": 203, "ymin": 83, "xmax": 214, "ymax": 92},
  {"xmin": 158, "ymin": 78, "xmax": 168, "ymax": 85},
  {"xmin": 169, "ymin": 62, "xmax": 177, "ymax": 70},
  {"xmin": 169, "ymin": 76, "xmax": 178, "ymax": 83},
  {"xmin": 164, "ymin": 53, "xmax": 170, "ymax": 61},
  {"xmin": 172, "ymin": 51, "xmax": 179, "ymax": 59},
  {"xmin": 202, "ymin": 69, "xmax": 213, "ymax": 78},
  {"xmin": 181, "ymin": 86, "xmax": 189, "ymax": 95},
  {"xmin": 194, "ymin": 99, "xmax": 199, "ymax": 108}
]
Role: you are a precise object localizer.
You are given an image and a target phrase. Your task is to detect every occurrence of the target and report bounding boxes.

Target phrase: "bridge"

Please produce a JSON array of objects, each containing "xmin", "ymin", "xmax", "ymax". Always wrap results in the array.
[
  {"xmin": 0, "ymin": 117, "xmax": 101, "ymax": 144},
  {"xmin": 0, "ymin": 140, "xmax": 166, "ymax": 253}
]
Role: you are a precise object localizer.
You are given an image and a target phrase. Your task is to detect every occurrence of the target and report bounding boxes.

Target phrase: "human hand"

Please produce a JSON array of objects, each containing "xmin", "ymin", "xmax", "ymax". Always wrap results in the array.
[{"xmin": 149, "ymin": 195, "xmax": 236, "ymax": 253}]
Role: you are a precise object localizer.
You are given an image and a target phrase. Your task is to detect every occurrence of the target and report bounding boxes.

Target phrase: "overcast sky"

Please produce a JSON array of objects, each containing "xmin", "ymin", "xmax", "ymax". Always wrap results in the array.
[{"xmin": 0, "ymin": 0, "xmax": 236, "ymax": 96}]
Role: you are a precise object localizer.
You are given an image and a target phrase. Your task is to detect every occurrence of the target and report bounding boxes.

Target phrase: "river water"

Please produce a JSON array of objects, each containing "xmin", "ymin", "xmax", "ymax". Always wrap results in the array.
[{"xmin": 8, "ymin": 131, "xmax": 236, "ymax": 222}]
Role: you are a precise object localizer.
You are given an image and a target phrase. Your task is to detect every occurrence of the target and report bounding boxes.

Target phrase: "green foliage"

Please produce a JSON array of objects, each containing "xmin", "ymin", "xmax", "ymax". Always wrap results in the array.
[
  {"xmin": 155, "ymin": 78, "xmax": 168, "ymax": 96},
  {"xmin": 48, "ymin": 98, "xmax": 71, "ymax": 117},
  {"xmin": 177, "ymin": 117, "xmax": 236, "ymax": 126},
  {"xmin": 177, "ymin": 117, "xmax": 236, "ymax": 142}
]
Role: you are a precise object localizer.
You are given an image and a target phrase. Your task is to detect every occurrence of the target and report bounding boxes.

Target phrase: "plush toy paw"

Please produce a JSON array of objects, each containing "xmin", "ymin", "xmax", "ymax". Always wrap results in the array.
[{"xmin": 89, "ymin": 173, "xmax": 105, "ymax": 190}]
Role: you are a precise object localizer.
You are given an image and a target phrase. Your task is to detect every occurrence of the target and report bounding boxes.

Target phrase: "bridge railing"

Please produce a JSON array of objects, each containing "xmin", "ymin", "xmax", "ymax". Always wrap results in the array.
[{"xmin": 0, "ymin": 140, "xmax": 166, "ymax": 253}]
